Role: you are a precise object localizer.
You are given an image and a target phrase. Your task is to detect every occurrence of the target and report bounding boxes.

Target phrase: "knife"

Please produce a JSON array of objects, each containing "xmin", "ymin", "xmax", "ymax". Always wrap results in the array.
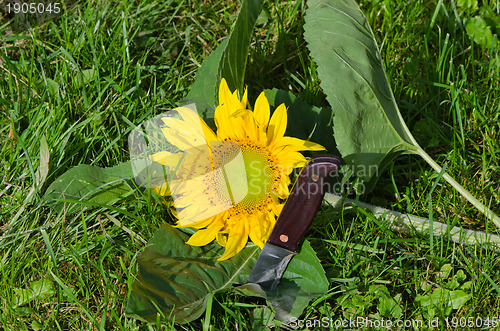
[{"xmin": 246, "ymin": 155, "xmax": 341, "ymax": 291}]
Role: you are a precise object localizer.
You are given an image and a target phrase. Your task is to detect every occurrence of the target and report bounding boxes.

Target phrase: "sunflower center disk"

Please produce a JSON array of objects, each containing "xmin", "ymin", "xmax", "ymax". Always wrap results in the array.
[{"xmin": 228, "ymin": 142, "xmax": 278, "ymax": 216}]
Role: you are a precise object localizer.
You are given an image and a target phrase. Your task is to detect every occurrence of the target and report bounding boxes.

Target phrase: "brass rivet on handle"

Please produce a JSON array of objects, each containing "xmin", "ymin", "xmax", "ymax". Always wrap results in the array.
[
  {"xmin": 311, "ymin": 174, "xmax": 319, "ymax": 182},
  {"xmin": 279, "ymin": 234, "xmax": 289, "ymax": 243}
]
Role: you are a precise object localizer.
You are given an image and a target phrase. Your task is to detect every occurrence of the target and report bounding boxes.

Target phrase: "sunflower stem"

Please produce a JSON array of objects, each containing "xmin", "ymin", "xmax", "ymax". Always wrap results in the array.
[{"xmin": 324, "ymin": 193, "xmax": 500, "ymax": 251}]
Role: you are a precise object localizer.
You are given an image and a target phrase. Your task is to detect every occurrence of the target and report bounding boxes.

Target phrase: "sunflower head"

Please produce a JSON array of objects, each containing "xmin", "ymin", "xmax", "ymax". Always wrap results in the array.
[{"xmin": 149, "ymin": 79, "xmax": 325, "ymax": 260}]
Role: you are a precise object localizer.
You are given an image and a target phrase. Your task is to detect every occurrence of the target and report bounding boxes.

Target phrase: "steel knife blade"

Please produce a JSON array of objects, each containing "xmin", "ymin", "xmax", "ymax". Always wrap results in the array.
[{"xmin": 246, "ymin": 155, "xmax": 341, "ymax": 291}]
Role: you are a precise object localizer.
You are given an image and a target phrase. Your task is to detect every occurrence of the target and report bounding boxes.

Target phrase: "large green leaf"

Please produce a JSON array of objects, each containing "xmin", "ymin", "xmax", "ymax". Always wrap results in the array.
[
  {"xmin": 126, "ymin": 223, "xmax": 328, "ymax": 324},
  {"xmin": 304, "ymin": 0, "xmax": 419, "ymax": 189},
  {"xmin": 182, "ymin": 0, "xmax": 265, "ymax": 118},
  {"xmin": 303, "ymin": 0, "xmax": 500, "ymax": 225},
  {"xmin": 126, "ymin": 223, "xmax": 259, "ymax": 323},
  {"xmin": 42, "ymin": 162, "xmax": 134, "ymax": 213}
]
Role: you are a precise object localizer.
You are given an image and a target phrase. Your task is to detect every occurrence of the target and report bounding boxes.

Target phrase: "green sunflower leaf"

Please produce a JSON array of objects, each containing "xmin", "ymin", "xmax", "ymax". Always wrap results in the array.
[
  {"xmin": 126, "ymin": 223, "xmax": 328, "ymax": 324},
  {"xmin": 42, "ymin": 162, "xmax": 134, "ymax": 214},
  {"xmin": 304, "ymin": 0, "xmax": 420, "ymax": 190},
  {"xmin": 303, "ymin": 0, "xmax": 500, "ymax": 225},
  {"xmin": 182, "ymin": 0, "xmax": 265, "ymax": 118},
  {"xmin": 125, "ymin": 223, "xmax": 260, "ymax": 323},
  {"xmin": 263, "ymin": 240, "xmax": 329, "ymax": 323}
]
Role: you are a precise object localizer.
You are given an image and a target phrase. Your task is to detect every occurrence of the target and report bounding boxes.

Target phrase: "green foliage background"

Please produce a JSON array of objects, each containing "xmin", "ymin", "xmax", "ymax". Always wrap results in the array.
[{"xmin": 1, "ymin": 0, "xmax": 499, "ymax": 329}]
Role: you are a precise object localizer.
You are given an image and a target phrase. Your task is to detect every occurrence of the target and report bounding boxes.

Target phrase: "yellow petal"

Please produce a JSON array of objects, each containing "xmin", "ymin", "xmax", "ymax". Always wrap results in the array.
[
  {"xmin": 271, "ymin": 202, "xmax": 284, "ymax": 217},
  {"xmin": 176, "ymin": 203, "xmax": 209, "ymax": 218},
  {"xmin": 215, "ymin": 80, "xmax": 250, "ymax": 140},
  {"xmin": 267, "ymin": 104, "xmax": 287, "ymax": 146},
  {"xmin": 219, "ymin": 79, "xmax": 244, "ymax": 112},
  {"xmin": 240, "ymin": 87, "xmax": 248, "ymax": 109},
  {"xmin": 159, "ymin": 110, "xmax": 218, "ymax": 151},
  {"xmin": 218, "ymin": 220, "xmax": 248, "ymax": 261},
  {"xmin": 276, "ymin": 180, "xmax": 290, "ymax": 197},
  {"xmin": 271, "ymin": 136, "xmax": 325, "ymax": 153},
  {"xmin": 254, "ymin": 92, "xmax": 270, "ymax": 130},
  {"xmin": 160, "ymin": 125, "xmax": 198, "ymax": 150},
  {"xmin": 214, "ymin": 105, "xmax": 236, "ymax": 139},
  {"xmin": 218, "ymin": 78, "xmax": 233, "ymax": 108},
  {"xmin": 152, "ymin": 183, "xmax": 170, "ymax": 196},
  {"xmin": 149, "ymin": 150, "xmax": 181, "ymax": 166},
  {"xmin": 177, "ymin": 215, "xmax": 215, "ymax": 229},
  {"xmin": 254, "ymin": 92, "xmax": 271, "ymax": 143},
  {"xmin": 168, "ymin": 147, "xmax": 213, "ymax": 179},
  {"xmin": 203, "ymin": 123, "xmax": 219, "ymax": 144},
  {"xmin": 232, "ymin": 109, "xmax": 258, "ymax": 140},
  {"xmin": 186, "ymin": 219, "xmax": 225, "ymax": 246},
  {"xmin": 263, "ymin": 211, "xmax": 277, "ymax": 239},
  {"xmin": 175, "ymin": 106, "xmax": 201, "ymax": 123},
  {"xmin": 176, "ymin": 107, "xmax": 219, "ymax": 143},
  {"xmin": 277, "ymin": 151, "xmax": 307, "ymax": 169},
  {"xmin": 217, "ymin": 232, "xmax": 228, "ymax": 247},
  {"xmin": 228, "ymin": 113, "xmax": 246, "ymax": 139},
  {"xmin": 248, "ymin": 214, "xmax": 265, "ymax": 248}
]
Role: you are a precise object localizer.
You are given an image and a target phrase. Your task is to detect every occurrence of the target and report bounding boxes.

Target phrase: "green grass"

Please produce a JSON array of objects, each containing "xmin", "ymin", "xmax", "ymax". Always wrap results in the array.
[{"xmin": 1, "ymin": 0, "xmax": 500, "ymax": 330}]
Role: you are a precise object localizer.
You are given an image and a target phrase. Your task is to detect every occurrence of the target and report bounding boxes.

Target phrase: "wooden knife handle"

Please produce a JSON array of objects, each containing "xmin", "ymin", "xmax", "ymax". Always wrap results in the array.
[{"xmin": 267, "ymin": 155, "xmax": 341, "ymax": 252}]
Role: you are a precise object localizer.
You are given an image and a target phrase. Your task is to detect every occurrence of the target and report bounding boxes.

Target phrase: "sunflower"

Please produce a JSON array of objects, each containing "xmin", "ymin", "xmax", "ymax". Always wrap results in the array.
[{"xmin": 149, "ymin": 79, "xmax": 325, "ymax": 260}]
